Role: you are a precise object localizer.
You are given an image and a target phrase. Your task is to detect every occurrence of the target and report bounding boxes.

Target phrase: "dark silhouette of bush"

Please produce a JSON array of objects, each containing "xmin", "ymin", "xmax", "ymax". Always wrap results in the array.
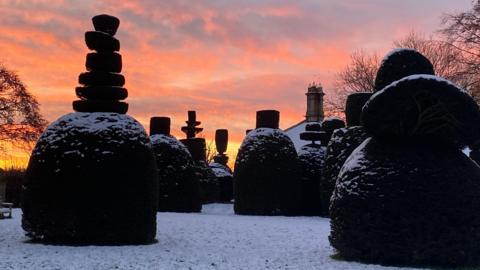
[
  {"xmin": 234, "ymin": 111, "xmax": 301, "ymax": 215},
  {"xmin": 345, "ymin": 92, "xmax": 372, "ymax": 126},
  {"xmin": 320, "ymin": 126, "xmax": 368, "ymax": 216},
  {"xmin": 320, "ymin": 117, "xmax": 345, "ymax": 146},
  {"xmin": 151, "ymin": 134, "xmax": 201, "ymax": 213},
  {"xmin": 21, "ymin": 14, "xmax": 158, "ymax": 245},
  {"xmin": 374, "ymin": 48, "xmax": 434, "ymax": 91},
  {"xmin": 363, "ymin": 75, "xmax": 480, "ymax": 148},
  {"xmin": 330, "ymin": 75, "xmax": 480, "ymax": 267},
  {"xmin": 297, "ymin": 144, "xmax": 325, "ymax": 216},
  {"xmin": 22, "ymin": 113, "xmax": 158, "ymax": 245},
  {"xmin": 209, "ymin": 161, "xmax": 233, "ymax": 203},
  {"xmin": 3, "ymin": 169, "xmax": 25, "ymax": 207},
  {"xmin": 330, "ymin": 138, "xmax": 480, "ymax": 267}
]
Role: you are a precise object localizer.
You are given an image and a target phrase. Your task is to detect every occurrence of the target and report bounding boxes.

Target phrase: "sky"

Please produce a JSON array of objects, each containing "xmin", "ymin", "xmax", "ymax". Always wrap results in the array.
[{"xmin": 0, "ymin": 0, "xmax": 473, "ymax": 167}]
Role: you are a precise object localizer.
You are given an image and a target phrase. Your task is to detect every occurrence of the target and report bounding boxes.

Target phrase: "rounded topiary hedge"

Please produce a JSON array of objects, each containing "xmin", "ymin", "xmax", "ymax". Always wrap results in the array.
[
  {"xmin": 151, "ymin": 134, "xmax": 201, "ymax": 213},
  {"xmin": 374, "ymin": 48, "xmax": 434, "ymax": 91},
  {"xmin": 330, "ymin": 137, "xmax": 480, "ymax": 267},
  {"xmin": 234, "ymin": 128, "xmax": 301, "ymax": 215},
  {"xmin": 209, "ymin": 161, "xmax": 233, "ymax": 203},
  {"xmin": 297, "ymin": 144, "xmax": 326, "ymax": 216},
  {"xmin": 320, "ymin": 126, "xmax": 369, "ymax": 216},
  {"xmin": 22, "ymin": 113, "xmax": 158, "ymax": 245},
  {"xmin": 363, "ymin": 75, "xmax": 480, "ymax": 148}
]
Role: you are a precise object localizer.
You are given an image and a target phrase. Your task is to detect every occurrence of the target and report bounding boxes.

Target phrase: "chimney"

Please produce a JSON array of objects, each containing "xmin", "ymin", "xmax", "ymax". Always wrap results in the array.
[{"xmin": 305, "ymin": 84, "xmax": 325, "ymax": 122}]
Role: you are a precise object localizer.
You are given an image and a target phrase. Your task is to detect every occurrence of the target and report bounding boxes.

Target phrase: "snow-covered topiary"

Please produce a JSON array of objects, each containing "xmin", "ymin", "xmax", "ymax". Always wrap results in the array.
[
  {"xmin": 330, "ymin": 138, "xmax": 480, "ymax": 267},
  {"xmin": 363, "ymin": 75, "xmax": 480, "ymax": 148},
  {"xmin": 297, "ymin": 144, "xmax": 326, "ymax": 216},
  {"xmin": 22, "ymin": 113, "xmax": 158, "ymax": 244},
  {"xmin": 234, "ymin": 128, "xmax": 301, "ymax": 215},
  {"xmin": 151, "ymin": 134, "xmax": 201, "ymax": 213},
  {"xmin": 374, "ymin": 48, "xmax": 434, "ymax": 92},
  {"xmin": 209, "ymin": 162, "xmax": 233, "ymax": 203},
  {"xmin": 320, "ymin": 126, "xmax": 368, "ymax": 216},
  {"xmin": 320, "ymin": 117, "xmax": 345, "ymax": 146}
]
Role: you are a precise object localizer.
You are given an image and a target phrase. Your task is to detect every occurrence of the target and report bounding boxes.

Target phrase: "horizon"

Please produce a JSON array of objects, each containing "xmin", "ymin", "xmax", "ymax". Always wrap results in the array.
[{"xmin": 0, "ymin": 0, "xmax": 472, "ymax": 168}]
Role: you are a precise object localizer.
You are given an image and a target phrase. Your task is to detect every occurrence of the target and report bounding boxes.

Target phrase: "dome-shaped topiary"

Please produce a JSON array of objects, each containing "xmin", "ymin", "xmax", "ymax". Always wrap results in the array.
[
  {"xmin": 330, "ymin": 138, "xmax": 480, "ymax": 267},
  {"xmin": 234, "ymin": 128, "xmax": 301, "ymax": 215},
  {"xmin": 209, "ymin": 161, "xmax": 233, "ymax": 203},
  {"xmin": 22, "ymin": 113, "xmax": 158, "ymax": 244},
  {"xmin": 363, "ymin": 75, "xmax": 480, "ymax": 148},
  {"xmin": 151, "ymin": 134, "xmax": 201, "ymax": 213},
  {"xmin": 374, "ymin": 48, "xmax": 434, "ymax": 92},
  {"xmin": 320, "ymin": 126, "xmax": 369, "ymax": 216}
]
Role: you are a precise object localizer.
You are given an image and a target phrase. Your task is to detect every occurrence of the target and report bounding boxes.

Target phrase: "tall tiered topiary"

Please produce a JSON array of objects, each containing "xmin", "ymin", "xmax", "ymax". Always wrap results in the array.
[
  {"xmin": 330, "ymin": 75, "xmax": 480, "ymax": 267},
  {"xmin": 150, "ymin": 117, "xmax": 201, "ymax": 212},
  {"xmin": 21, "ymin": 14, "xmax": 158, "ymax": 245},
  {"xmin": 209, "ymin": 129, "xmax": 233, "ymax": 203},
  {"xmin": 234, "ymin": 110, "xmax": 301, "ymax": 215},
  {"xmin": 179, "ymin": 111, "xmax": 219, "ymax": 204}
]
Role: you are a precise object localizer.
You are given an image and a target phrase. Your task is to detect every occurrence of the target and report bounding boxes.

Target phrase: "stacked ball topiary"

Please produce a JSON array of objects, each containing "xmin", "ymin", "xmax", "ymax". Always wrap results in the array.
[
  {"xmin": 209, "ymin": 129, "xmax": 233, "ymax": 203},
  {"xmin": 373, "ymin": 48, "xmax": 434, "ymax": 92},
  {"xmin": 21, "ymin": 15, "xmax": 158, "ymax": 245},
  {"xmin": 297, "ymin": 123, "xmax": 326, "ymax": 216},
  {"xmin": 329, "ymin": 74, "xmax": 480, "ymax": 267},
  {"xmin": 179, "ymin": 111, "xmax": 219, "ymax": 204},
  {"xmin": 74, "ymin": 14, "xmax": 128, "ymax": 114},
  {"xmin": 150, "ymin": 117, "xmax": 201, "ymax": 213},
  {"xmin": 234, "ymin": 110, "xmax": 301, "ymax": 215},
  {"xmin": 319, "ymin": 93, "xmax": 371, "ymax": 216}
]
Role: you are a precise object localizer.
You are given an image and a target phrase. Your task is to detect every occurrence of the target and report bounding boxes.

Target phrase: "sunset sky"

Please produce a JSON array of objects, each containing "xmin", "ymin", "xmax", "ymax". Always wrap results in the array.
[{"xmin": 0, "ymin": 0, "xmax": 472, "ymax": 167}]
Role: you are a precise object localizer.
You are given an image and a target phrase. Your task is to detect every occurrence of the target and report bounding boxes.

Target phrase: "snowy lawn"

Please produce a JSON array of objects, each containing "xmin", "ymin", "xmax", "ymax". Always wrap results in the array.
[{"xmin": 0, "ymin": 204, "xmax": 439, "ymax": 270}]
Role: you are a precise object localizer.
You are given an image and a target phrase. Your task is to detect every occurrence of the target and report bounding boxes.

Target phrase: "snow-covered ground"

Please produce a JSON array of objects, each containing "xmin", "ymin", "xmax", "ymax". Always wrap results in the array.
[{"xmin": 1, "ymin": 204, "xmax": 426, "ymax": 270}]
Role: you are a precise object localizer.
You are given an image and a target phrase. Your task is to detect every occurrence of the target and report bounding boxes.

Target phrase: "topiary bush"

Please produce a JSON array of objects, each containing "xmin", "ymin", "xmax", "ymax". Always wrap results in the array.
[
  {"xmin": 151, "ymin": 134, "xmax": 201, "ymax": 213},
  {"xmin": 345, "ymin": 92, "xmax": 372, "ymax": 127},
  {"xmin": 374, "ymin": 48, "xmax": 434, "ymax": 92},
  {"xmin": 330, "ymin": 75, "xmax": 480, "ymax": 267},
  {"xmin": 320, "ymin": 118, "xmax": 345, "ymax": 146},
  {"xmin": 330, "ymin": 138, "xmax": 480, "ymax": 267},
  {"xmin": 234, "ymin": 128, "xmax": 301, "ymax": 215},
  {"xmin": 22, "ymin": 113, "xmax": 158, "ymax": 244},
  {"xmin": 209, "ymin": 161, "xmax": 233, "ymax": 203},
  {"xmin": 297, "ymin": 144, "xmax": 326, "ymax": 216},
  {"xmin": 320, "ymin": 126, "xmax": 368, "ymax": 216},
  {"xmin": 363, "ymin": 75, "xmax": 480, "ymax": 148}
]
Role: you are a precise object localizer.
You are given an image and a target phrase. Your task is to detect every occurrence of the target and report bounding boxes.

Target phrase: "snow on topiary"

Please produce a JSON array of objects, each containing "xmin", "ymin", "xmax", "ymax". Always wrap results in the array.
[
  {"xmin": 320, "ymin": 126, "xmax": 368, "ymax": 216},
  {"xmin": 330, "ymin": 138, "xmax": 480, "ymax": 267},
  {"xmin": 209, "ymin": 162, "xmax": 233, "ymax": 203},
  {"xmin": 373, "ymin": 48, "xmax": 434, "ymax": 92},
  {"xmin": 363, "ymin": 75, "xmax": 480, "ymax": 148},
  {"xmin": 320, "ymin": 117, "xmax": 345, "ymax": 146},
  {"xmin": 151, "ymin": 134, "xmax": 201, "ymax": 213},
  {"xmin": 22, "ymin": 113, "xmax": 158, "ymax": 244},
  {"xmin": 297, "ymin": 144, "xmax": 326, "ymax": 216},
  {"xmin": 330, "ymin": 75, "xmax": 480, "ymax": 267},
  {"xmin": 234, "ymin": 128, "xmax": 301, "ymax": 215}
]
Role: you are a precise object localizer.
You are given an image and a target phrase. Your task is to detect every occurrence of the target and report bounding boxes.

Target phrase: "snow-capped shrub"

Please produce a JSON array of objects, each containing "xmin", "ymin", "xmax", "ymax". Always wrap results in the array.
[
  {"xmin": 22, "ymin": 113, "xmax": 158, "ymax": 244},
  {"xmin": 297, "ymin": 144, "xmax": 326, "ymax": 216},
  {"xmin": 234, "ymin": 128, "xmax": 301, "ymax": 215},
  {"xmin": 209, "ymin": 161, "xmax": 233, "ymax": 203},
  {"xmin": 363, "ymin": 75, "xmax": 480, "ymax": 148},
  {"xmin": 320, "ymin": 126, "xmax": 368, "ymax": 216},
  {"xmin": 374, "ymin": 48, "xmax": 434, "ymax": 91},
  {"xmin": 320, "ymin": 117, "xmax": 345, "ymax": 146},
  {"xmin": 181, "ymin": 138, "xmax": 220, "ymax": 204},
  {"xmin": 151, "ymin": 134, "xmax": 201, "ymax": 213},
  {"xmin": 330, "ymin": 138, "xmax": 480, "ymax": 267},
  {"xmin": 345, "ymin": 92, "xmax": 372, "ymax": 127}
]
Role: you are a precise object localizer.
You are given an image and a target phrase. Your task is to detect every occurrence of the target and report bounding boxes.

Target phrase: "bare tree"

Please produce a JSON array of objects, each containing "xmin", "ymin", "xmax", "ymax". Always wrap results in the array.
[
  {"xmin": 0, "ymin": 64, "xmax": 46, "ymax": 153},
  {"xmin": 441, "ymin": 0, "xmax": 480, "ymax": 101},
  {"xmin": 327, "ymin": 50, "xmax": 379, "ymax": 115}
]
